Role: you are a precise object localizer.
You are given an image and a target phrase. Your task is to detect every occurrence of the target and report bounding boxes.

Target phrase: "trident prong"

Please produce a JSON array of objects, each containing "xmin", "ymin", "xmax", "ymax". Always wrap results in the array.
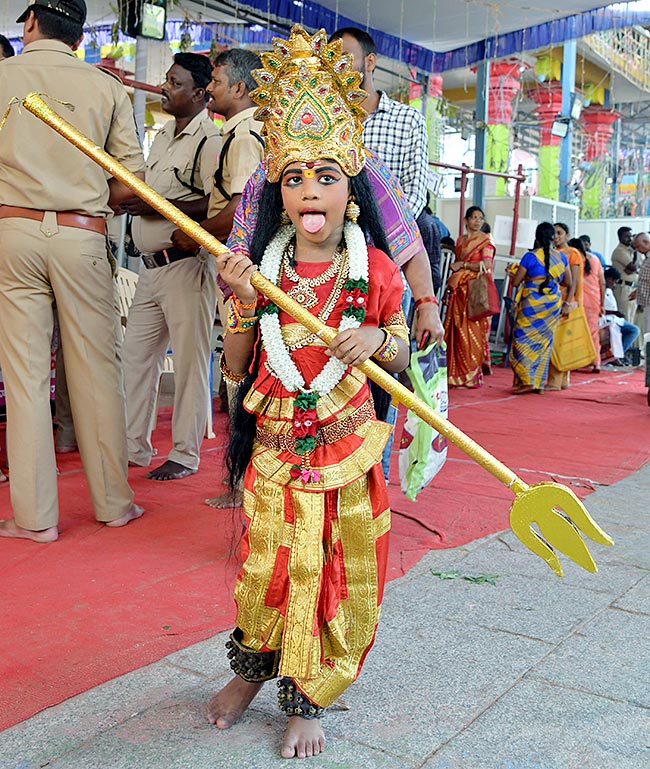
[{"xmin": 510, "ymin": 482, "xmax": 614, "ymax": 576}]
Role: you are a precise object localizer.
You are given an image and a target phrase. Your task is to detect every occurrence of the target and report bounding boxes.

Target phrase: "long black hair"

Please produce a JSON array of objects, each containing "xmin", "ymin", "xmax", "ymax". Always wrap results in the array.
[
  {"xmin": 534, "ymin": 222, "xmax": 555, "ymax": 293},
  {"xmin": 568, "ymin": 237, "xmax": 591, "ymax": 276},
  {"xmin": 226, "ymin": 166, "xmax": 391, "ymax": 490}
]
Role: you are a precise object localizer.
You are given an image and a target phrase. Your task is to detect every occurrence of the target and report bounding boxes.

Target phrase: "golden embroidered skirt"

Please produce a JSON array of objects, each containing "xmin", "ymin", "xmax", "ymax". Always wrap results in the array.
[{"xmin": 234, "ymin": 443, "xmax": 391, "ymax": 709}]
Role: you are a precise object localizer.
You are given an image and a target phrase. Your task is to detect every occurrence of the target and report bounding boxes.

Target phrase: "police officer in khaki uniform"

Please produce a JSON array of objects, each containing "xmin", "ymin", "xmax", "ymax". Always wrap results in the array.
[
  {"xmin": 611, "ymin": 226, "xmax": 641, "ymax": 325},
  {"xmin": 171, "ymin": 48, "xmax": 264, "ymax": 505},
  {"xmin": 0, "ymin": 0, "xmax": 145, "ymax": 542},
  {"xmin": 119, "ymin": 53, "xmax": 221, "ymax": 480}
]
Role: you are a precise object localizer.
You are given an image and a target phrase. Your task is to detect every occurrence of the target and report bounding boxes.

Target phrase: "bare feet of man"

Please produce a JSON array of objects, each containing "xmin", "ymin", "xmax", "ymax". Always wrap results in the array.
[
  {"xmin": 146, "ymin": 460, "xmax": 197, "ymax": 481},
  {"xmin": 281, "ymin": 716, "xmax": 325, "ymax": 758},
  {"xmin": 207, "ymin": 677, "xmax": 263, "ymax": 729},
  {"xmin": 205, "ymin": 489, "xmax": 244, "ymax": 509},
  {"xmin": 0, "ymin": 520, "xmax": 59, "ymax": 542},
  {"xmin": 105, "ymin": 503, "xmax": 145, "ymax": 528}
]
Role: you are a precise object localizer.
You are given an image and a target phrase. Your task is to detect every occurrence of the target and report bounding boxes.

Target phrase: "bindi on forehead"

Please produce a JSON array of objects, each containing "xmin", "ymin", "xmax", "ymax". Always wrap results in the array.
[{"xmin": 301, "ymin": 161, "xmax": 319, "ymax": 178}]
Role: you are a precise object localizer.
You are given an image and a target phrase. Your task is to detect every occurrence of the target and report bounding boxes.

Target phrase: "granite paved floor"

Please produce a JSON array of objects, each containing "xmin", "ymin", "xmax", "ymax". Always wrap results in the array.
[{"xmin": 2, "ymin": 464, "xmax": 648, "ymax": 769}]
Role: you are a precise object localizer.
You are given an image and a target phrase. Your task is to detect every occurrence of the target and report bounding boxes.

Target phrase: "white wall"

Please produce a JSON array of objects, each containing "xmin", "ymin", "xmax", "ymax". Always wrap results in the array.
[{"xmin": 576, "ymin": 218, "xmax": 650, "ymax": 264}]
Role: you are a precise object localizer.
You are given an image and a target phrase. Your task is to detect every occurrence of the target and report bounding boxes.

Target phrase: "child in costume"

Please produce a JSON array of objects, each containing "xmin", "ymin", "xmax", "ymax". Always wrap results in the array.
[{"xmin": 209, "ymin": 26, "xmax": 410, "ymax": 759}]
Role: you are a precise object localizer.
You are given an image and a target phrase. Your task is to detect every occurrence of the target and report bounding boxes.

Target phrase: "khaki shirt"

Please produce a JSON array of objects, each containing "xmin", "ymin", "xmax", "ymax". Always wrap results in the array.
[
  {"xmin": 207, "ymin": 107, "xmax": 264, "ymax": 218},
  {"xmin": 0, "ymin": 40, "xmax": 144, "ymax": 216},
  {"xmin": 131, "ymin": 111, "xmax": 220, "ymax": 254},
  {"xmin": 610, "ymin": 243, "xmax": 637, "ymax": 284}
]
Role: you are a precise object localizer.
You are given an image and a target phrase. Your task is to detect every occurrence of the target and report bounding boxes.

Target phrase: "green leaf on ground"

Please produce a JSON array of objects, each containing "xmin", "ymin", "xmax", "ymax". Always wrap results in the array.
[
  {"xmin": 430, "ymin": 568, "xmax": 500, "ymax": 586},
  {"xmin": 430, "ymin": 568, "xmax": 462, "ymax": 580},
  {"xmin": 462, "ymin": 574, "xmax": 500, "ymax": 586}
]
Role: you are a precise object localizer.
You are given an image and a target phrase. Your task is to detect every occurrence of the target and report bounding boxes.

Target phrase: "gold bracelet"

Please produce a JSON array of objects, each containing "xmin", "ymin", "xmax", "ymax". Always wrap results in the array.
[{"xmin": 219, "ymin": 354, "xmax": 247, "ymax": 384}]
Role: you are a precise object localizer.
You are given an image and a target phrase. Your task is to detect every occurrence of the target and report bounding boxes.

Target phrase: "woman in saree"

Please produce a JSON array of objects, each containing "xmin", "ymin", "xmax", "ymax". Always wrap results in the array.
[
  {"xmin": 546, "ymin": 222, "xmax": 584, "ymax": 390},
  {"xmin": 569, "ymin": 237, "xmax": 605, "ymax": 372},
  {"xmin": 443, "ymin": 206, "xmax": 496, "ymax": 388},
  {"xmin": 509, "ymin": 222, "xmax": 571, "ymax": 394}
]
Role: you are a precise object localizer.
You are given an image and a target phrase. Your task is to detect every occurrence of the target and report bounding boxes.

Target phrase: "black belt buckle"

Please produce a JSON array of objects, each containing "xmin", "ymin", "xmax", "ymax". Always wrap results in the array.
[{"xmin": 141, "ymin": 253, "xmax": 158, "ymax": 269}]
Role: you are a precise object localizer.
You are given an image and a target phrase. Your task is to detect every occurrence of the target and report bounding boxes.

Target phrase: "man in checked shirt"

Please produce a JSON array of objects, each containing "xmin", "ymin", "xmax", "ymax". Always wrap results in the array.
[
  {"xmin": 330, "ymin": 26, "xmax": 440, "ymax": 479},
  {"xmin": 631, "ymin": 232, "xmax": 650, "ymax": 338}
]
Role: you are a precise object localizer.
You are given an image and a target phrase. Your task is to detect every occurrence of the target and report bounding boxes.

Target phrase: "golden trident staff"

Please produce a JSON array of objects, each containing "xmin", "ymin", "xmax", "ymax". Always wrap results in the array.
[{"xmin": 20, "ymin": 93, "xmax": 613, "ymax": 576}]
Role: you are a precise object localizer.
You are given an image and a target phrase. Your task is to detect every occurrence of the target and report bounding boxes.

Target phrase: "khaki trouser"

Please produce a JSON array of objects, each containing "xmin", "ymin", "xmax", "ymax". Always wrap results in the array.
[
  {"xmin": 122, "ymin": 254, "xmax": 217, "ymax": 471},
  {"xmin": 54, "ymin": 281, "xmax": 125, "ymax": 449},
  {"xmin": 0, "ymin": 217, "xmax": 134, "ymax": 530}
]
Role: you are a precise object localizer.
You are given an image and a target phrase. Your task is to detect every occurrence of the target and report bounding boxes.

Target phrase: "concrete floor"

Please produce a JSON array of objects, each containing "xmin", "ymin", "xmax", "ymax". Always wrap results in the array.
[{"xmin": 1, "ymin": 465, "xmax": 648, "ymax": 769}]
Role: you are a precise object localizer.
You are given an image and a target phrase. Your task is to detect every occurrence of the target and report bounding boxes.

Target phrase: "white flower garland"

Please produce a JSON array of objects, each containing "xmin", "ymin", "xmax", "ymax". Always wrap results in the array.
[{"xmin": 259, "ymin": 220, "xmax": 368, "ymax": 395}]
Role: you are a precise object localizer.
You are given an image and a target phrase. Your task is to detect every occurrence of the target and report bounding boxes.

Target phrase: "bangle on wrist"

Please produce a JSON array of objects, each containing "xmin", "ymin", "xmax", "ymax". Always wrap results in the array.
[
  {"xmin": 219, "ymin": 354, "xmax": 247, "ymax": 384},
  {"xmin": 373, "ymin": 329, "xmax": 399, "ymax": 362},
  {"xmin": 232, "ymin": 294, "xmax": 257, "ymax": 312},
  {"xmin": 227, "ymin": 297, "xmax": 258, "ymax": 333},
  {"xmin": 414, "ymin": 295, "xmax": 439, "ymax": 311}
]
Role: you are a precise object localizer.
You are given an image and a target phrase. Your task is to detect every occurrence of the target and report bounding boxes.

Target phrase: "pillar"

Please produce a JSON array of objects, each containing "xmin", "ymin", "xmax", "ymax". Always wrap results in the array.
[
  {"xmin": 580, "ymin": 107, "xmax": 621, "ymax": 218},
  {"xmin": 559, "ymin": 40, "xmax": 577, "ymax": 203},
  {"xmin": 473, "ymin": 60, "xmax": 489, "ymax": 208},
  {"xmin": 529, "ymin": 82, "xmax": 564, "ymax": 200}
]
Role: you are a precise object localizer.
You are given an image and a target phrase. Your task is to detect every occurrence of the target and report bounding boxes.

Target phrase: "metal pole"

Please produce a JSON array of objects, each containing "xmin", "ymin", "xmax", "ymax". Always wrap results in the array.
[
  {"xmin": 459, "ymin": 165, "xmax": 468, "ymax": 238},
  {"xmin": 511, "ymin": 163, "xmax": 524, "ymax": 258},
  {"xmin": 132, "ymin": 36, "xmax": 149, "ymax": 145},
  {"xmin": 610, "ymin": 111, "xmax": 621, "ymax": 215},
  {"xmin": 559, "ymin": 39, "xmax": 577, "ymax": 203},
  {"xmin": 473, "ymin": 58, "xmax": 489, "ymax": 209}
]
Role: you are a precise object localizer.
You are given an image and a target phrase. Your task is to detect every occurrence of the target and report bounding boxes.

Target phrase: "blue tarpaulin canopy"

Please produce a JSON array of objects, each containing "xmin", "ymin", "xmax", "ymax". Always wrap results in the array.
[
  {"xmin": 4, "ymin": 0, "xmax": 650, "ymax": 72},
  {"xmin": 230, "ymin": 0, "xmax": 650, "ymax": 72}
]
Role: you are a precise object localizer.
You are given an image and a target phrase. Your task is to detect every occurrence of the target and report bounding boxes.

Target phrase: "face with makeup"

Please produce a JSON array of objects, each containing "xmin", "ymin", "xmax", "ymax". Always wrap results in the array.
[{"xmin": 281, "ymin": 160, "xmax": 350, "ymax": 254}]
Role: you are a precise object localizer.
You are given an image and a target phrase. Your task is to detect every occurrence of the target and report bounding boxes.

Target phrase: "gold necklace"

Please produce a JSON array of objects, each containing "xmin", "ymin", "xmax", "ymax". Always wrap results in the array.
[
  {"xmin": 282, "ymin": 250, "xmax": 349, "ymax": 351},
  {"xmin": 282, "ymin": 241, "xmax": 344, "ymax": 309}
]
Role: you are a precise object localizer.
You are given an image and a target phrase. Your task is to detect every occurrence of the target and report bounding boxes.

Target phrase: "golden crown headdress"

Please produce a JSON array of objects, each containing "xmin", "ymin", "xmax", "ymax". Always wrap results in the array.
[{"xmin": 250, "ymin": 25, "xmax": 367, "ymax": 182}]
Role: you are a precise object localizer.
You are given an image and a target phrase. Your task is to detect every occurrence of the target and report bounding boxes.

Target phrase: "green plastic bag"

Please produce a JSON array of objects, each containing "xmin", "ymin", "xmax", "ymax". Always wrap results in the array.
[{"xmin": 398, "ymin": 342, "xmax": 448, "ymax": 501}]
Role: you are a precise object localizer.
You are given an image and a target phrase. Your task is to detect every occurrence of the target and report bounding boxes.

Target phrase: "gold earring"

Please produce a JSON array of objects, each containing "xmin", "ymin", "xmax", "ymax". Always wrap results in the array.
[
  {"xmin": 280, "ymin": 209, "xmax": 291, "ymax": 226},
  {"xmin": 345, "ymin": 199, "xmax": 360, "ymax": 224}
]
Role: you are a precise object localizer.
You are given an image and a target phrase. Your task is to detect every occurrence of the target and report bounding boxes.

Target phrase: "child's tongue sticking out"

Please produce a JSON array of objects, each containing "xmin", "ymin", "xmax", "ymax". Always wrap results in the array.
[{"xmin": 301, "ymin": 212, "xmax": 326, "ymax": 234}]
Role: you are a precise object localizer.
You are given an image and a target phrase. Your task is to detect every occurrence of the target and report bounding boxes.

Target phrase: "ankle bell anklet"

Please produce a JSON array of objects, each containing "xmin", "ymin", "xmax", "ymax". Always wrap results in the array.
[
  {"xmin": 225, "ymin": 628, "xmax": 280, "ymax": 682},
  {"xmin": 277, "ymin": 677, "xmax": 325, "ymax": 719}
]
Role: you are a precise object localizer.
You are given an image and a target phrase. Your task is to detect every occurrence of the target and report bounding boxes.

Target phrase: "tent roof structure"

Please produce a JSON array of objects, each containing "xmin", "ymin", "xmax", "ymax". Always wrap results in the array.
[{"xmin": 2, "ymin": 1, "xmax": 645, "ymax": 69}]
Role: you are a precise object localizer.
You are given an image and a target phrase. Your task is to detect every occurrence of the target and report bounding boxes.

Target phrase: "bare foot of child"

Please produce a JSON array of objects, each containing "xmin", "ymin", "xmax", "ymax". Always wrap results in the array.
[
  {"xmin": 280, "ymin": 717, "xmax": 325, "ymax": 758},
  {"xmin": 205, "ymin": 489, "xmax": 243, "ymax": 509},
  {"xmin": 208, "ymin": 677, "xmax": 263, "ymax": 729}
]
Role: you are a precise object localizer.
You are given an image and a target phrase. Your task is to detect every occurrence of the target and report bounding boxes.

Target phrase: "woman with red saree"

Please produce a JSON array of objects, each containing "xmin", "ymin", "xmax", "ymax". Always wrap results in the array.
[{"xmin": 443, "ymin": 206, "xmax": 496, "ymax": 388}]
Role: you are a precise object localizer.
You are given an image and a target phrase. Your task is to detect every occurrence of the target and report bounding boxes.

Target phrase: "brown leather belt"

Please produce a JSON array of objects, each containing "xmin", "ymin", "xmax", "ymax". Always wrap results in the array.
[
  {"xmin": 0, "ymin": 205, "xmax": 106, "ymax": 235},
  {"xmin": 255, "ymin": 399, "xmax": 375, "ymax": 453}
]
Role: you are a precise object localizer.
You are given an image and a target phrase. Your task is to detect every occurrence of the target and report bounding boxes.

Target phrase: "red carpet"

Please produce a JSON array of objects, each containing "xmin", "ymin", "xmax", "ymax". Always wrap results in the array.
[{"xmin": 1, "ymin": 365, "xmax": 648, "ymax": 730}]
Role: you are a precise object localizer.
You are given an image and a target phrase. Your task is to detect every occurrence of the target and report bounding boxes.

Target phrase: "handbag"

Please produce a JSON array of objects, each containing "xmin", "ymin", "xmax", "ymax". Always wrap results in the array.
[
  {"xmin": 467, "ymin": 261, "xmax": 501, "ymax": 320},
  {"xmin": 399, "ymin": 341, "xmax": 448, "ymax": 502},
  {"xmin": 550, "ymin": 306, "xmax": 597, "ymax": 371}
]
